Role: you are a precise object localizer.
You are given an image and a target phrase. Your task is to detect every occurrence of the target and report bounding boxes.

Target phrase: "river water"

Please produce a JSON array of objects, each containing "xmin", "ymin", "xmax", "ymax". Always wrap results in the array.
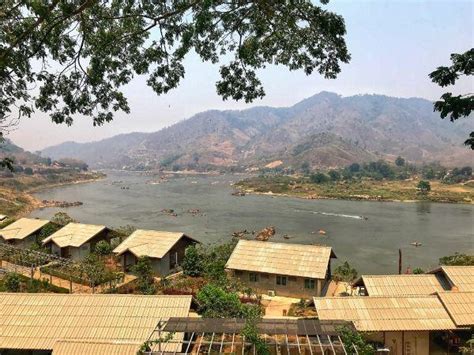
[{"xmin": 29, "ymin": 170, "xmax": 473, "ymax": 274}]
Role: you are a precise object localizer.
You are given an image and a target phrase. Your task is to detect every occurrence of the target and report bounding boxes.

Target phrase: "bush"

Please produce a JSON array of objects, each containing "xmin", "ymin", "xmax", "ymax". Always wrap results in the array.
[
  {"xmin": 131, "ymin": 256, "xmax": 156, "ymax": 294},
  {"xmin": 337, "ymin": 325, "xmax": 375, "ymax": 355},
  {"xmin": 417, "ymin": 180, "xmax": 431, "ymax": 193},
  {"xmin": 182, "ymin": 245, "xmax": 203, "ymax": 277},
  {"xmin": 94, "ymin": 240, "xmax": 113, "ymax": 256},
  {"xmin": 328, "ymin": 170, "xmax": 341, "ymax": 181},
  {"xmin": 310, "ymin": 172, "xmax": 329, "ymax": 184},
  {"xmin": 4, "ymin": 272, "xmax": 21, "ymax": 292},
  {"xmin": 196, "ymin": 284, "xmax": 245, "ymax": 318},
  {"xmin": 395, "ymin": 156, "xmax": 405, "ymax": 167}
]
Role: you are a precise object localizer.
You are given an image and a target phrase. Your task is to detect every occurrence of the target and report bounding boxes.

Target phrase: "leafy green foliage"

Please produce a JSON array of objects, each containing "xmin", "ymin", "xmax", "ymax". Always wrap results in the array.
[
  {"xmin": 94, "ymin": 240, "xmax": 113, "ymax": 256},
  {"xmin": 412, "ymin": 268, "xmax": 425, "ymax": 274},
  {"xmin": 337, "ymin": 325, "xmax": 375, "ymax": 355},
  {"xmin": 328, "ymin": 170, "xmax": 341, "ymax": 181},
  {"xmin": 395, "ymin": 156, "xmax": 405, "ymax": 167},
  {"xmin": 182, "ymin": 245, "xmax": 203, "ymax": 277},
  {"xmin": 131, "ymin": 256, "xmax": 156, "ymax": 294},
  {"xmin": 333, "ymin": 261, "xmax": 358, "ymax": 284},
  {"xmin": 310, "ymin": 172, "xmax": 329, "ymax": 184},
  {"xmin": 196, "ymin": 283, "xmax": 244, "ymax": 318},
  {"xmin": 241, "ymin": 305, "xmax": 269, "ymax": 355},
  {"xmin": 417, "ymin": 180, "xmax": 431, "ymax": 193},
  {"xmin": 37, "ymin": 222, "xmax": 61, "ymax": 243},
  {"xmin": 181, "ymin": 240, "xmax": 237, "ymax": 284},
  {"xmin": 429, "ymin": 48, "xmax": 473, "ymax": 148},
  {"xmin": 439, "ymin": 253, "xmax": 474, "ymax": 266},
  {"xmin": 4, "ymin": 272, "xmax": 21, "ymax": 292},
  {"xmin": 443, "ymin": 166, "xmax": 472, "ymax": 184},
  {"xmin": 78, "ymin": 253, "xmax": 118, "ymax": 287},
  {"xmin": 0, "ymin": 1, "xmax": 349, "ymax": 128}
]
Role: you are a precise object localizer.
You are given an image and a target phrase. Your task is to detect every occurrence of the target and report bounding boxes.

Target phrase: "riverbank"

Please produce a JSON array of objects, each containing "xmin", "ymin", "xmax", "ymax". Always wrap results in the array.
[
  {"xmin": 0, "ymin": 172, "xmax": 105, "ymax": 217},
  {"xmin": 235, "ymin": 176, "xmax": 474, "ymax": 204}
]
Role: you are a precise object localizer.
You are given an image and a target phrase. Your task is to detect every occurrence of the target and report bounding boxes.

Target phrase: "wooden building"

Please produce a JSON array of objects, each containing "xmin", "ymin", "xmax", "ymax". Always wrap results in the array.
[
  {"xmin": 0, "ymin": 217, "xmax": 50, "ymax": 248},
  {"xmin": 113, "ymin": 229, "xmax": 199, "ymax": 276},
  {"xmin": 225, "ymin": 240, "xmax": 336, "ymax": 298},
  {"xmin": 353, "ymin": 274, "xmax": 448, "ymax": 296},
  {"xmin": 314, "ymin": 294, "xmax": 460, "ymax": 355},
  {"xmin": 0, "ymin": 293, "xmax": 192, "ymax": 354},
  {"xmin": 42, "ymin": 222, "xmax": 110, "ymax": 260}
]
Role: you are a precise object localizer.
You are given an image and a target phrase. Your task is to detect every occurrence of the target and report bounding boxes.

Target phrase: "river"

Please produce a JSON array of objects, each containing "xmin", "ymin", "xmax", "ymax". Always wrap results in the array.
[{"xmin": 29, "ymin": 170, "xmax": 474, "ymax": 274}]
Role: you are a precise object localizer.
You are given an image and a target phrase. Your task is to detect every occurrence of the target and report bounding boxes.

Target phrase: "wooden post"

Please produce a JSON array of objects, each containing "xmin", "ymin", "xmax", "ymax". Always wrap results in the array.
[{"xmin": 398, "ymin": 249, "xmax": 402, "ymax": 275}]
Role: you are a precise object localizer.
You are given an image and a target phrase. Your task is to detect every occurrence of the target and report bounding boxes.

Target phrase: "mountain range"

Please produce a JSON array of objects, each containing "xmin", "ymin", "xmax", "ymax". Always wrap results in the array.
[{"xmin": 41, "ymin": 92, "xmax": 474, "ymax": 170}]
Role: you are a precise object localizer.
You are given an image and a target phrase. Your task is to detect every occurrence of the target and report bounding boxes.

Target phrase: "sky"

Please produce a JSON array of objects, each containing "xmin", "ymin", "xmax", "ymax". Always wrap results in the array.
[{"xmin": 9, "ymin": 0, "xmax": 474, "ymax": 151}]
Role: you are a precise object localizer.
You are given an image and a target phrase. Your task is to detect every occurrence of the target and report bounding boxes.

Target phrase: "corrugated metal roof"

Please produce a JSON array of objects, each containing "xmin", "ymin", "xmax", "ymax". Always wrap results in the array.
[
  {"xmin": 226, "ymin": 240, "xmax": 335, "ymax": 279},
  {"xmin": 42, "ymin": 222, "xmax": 106, "ymax": 248},
  {"xmin": 430, "ymin": 266, "xmax": 474, "ymax": 292},
  {"xmin": 313, "ymin": 295, "xmax": 457, "ymax": 331},
  {"xmin": 355, "ymin": 274, "xmax": 446, "ymax": 296},
  {"xmin": 113, "ymin": 229, "xmax": 197, "ymax": 259},
  {"xmin": 0, "ymin": 293, "xmax": 192, "ymax": 350},
  {"xmin": 52, "ymin": 340, "xmax": 141, "ymax": 355},
  {"xmin": 0, "ymin": 218, "xmax": 49, "ymax": 241},
  {"xmin": 437, "ymin": 291, "xmax": 474, "ymax": 327}
]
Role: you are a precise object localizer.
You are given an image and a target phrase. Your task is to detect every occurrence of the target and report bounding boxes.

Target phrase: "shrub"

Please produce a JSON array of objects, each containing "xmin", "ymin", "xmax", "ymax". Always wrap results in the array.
[
  {"xmin": 417, "ymin": 180, "xmax": 431, "ymax": 193},
  {"xmin": 94, "ymin": 240, "xmax": 113, "ymax": 256},
  {"xmin": 182, "ymin": 245, "xmax": 203, "ymax": 277},
  {"xmin": 337, "ymin": 325, "xmax": 375, "ymax": 355},
  {"xmin": 131, "ymin": 256, "xmax": 156, "ymax": 294},
  {"xmin": 328, "ymin": 170, "xmax": 341, "ymax": 181},
  {"xmin": 310, "ymin": 172, "xmax": 329, "ymax": 184},
  {"xmin": 4, "ymin": 272, "xmax": 21, "ymax": 292},
  {"xmin": 196, "ymin": 284, "xmax": 245, "ymax": 318}
]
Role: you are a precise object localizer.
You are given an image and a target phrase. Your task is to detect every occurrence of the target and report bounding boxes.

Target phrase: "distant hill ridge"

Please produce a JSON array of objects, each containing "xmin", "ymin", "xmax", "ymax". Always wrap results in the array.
[{"xmin": 41, "ymin": 92, "xmax": 474, "ymax": 170}]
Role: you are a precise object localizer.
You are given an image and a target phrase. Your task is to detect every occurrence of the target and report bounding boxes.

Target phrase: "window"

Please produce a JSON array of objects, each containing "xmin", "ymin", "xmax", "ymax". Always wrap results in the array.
[
  {"xmin": 276, "ymin": 275, "xmax": 287, "ymax": 286},
  {"xmin": 249, "ymin": 273, "xmax": 259, "ymax": 282},
  {"xmin": 304, "ymin": 279, "xmax": 316, "ymax": 289}
]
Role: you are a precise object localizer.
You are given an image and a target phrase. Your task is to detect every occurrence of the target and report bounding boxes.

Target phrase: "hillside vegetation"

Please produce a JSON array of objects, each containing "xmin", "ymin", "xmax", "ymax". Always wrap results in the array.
[
  {"xmin": 236, "ymin": 159, "xmax": 474, "ymax": 204},
  {"xmin": 42, "ymin": 92, "xmax": 474, "ymax": 171}
]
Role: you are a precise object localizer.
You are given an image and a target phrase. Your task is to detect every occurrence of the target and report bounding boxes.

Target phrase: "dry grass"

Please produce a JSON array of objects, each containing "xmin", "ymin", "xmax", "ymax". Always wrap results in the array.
[{"xmin": 237, "ymin": 176, "xmax": 474, "ymax": 204}]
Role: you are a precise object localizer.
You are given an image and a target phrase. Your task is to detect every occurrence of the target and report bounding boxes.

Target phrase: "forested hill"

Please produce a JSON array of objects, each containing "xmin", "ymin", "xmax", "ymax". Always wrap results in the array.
[{"xmin": 41, "ymin": 92, "xmax": 474, "ymax": 170}]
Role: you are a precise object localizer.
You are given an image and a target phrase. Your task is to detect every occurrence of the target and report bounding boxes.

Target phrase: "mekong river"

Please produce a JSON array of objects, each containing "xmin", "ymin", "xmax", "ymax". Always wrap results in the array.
[{"xmin": 30, "ymin": 170, "xmax": 473, "ymax": 274}]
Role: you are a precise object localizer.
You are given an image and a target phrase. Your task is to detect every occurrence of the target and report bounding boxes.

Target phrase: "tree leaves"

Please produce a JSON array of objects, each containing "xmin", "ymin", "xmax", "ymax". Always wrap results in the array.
[
  {"xmin": 429, "ymin": 48, "xmax": 474, "ymax": 149},
  {"xmin": 0, "ymin": 0, "xmax": 349, "ymax": 128}
]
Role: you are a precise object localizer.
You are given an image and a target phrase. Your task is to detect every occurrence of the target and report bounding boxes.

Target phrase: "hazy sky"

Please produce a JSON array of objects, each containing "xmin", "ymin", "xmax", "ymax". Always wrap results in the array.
[{"xmin": 9, "ymin": 0, "xmax": 473, "ymax": 151}]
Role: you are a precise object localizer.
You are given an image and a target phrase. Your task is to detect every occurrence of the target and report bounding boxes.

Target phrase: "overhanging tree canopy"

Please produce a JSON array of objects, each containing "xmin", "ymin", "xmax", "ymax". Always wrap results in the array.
[
  {"xmin": 0, "ymin": 0, "xmax": 350, "ymax": 130},
  {"xmin": 429, "ymin": 48, "xmax": 474, "ymax": 149}
]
